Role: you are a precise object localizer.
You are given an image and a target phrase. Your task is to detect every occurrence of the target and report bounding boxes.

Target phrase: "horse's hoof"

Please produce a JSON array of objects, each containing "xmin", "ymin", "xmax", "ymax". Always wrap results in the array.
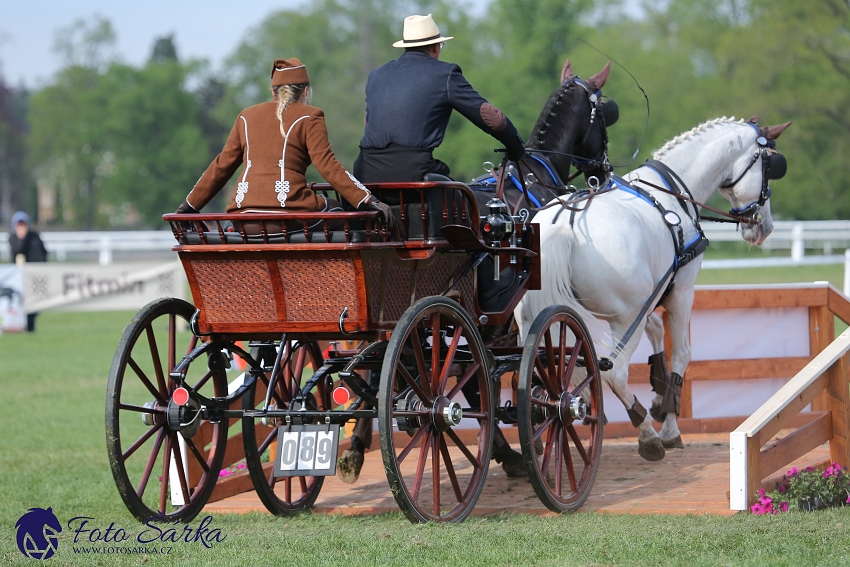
[
  {"xmin": 337, "ymin": 448, "xmax": 364, "ymax": 484},
  {"xmin": 649, "ymin": 402, "xmax": 664, "ymax": 424},
  {"xmin": 638, "ymin": 438, "xmax": 665, "ymax": 461},
  {"xmin": 662, "ymin": 436, "xmax": 684, "ymax": 449},
  {"xmin": 493, "ymin": 444, "xmax": 526, "ymax": 478}
]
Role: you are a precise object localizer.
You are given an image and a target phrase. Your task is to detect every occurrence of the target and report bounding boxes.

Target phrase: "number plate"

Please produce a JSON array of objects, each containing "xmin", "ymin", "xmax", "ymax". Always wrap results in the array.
[{"xmin": 273, "ymin": 424, "xmax": 340, "ymax": 477}]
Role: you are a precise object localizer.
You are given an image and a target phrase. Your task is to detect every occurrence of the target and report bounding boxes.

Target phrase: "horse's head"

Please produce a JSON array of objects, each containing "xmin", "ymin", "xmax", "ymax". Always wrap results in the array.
[
  {"xmin": 528, "ymin": 59, "xmax": 617, "ymax": 185},
  {"xmin": 719, "ymin": 119, "xmax": 791, "ymax": 245}
]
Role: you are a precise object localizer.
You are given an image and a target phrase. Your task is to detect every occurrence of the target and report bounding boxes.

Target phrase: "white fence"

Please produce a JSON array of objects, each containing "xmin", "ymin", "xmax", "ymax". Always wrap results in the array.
[{"xmin": 1, "ymin": 220, "xmax": 850, "ymax": 265}]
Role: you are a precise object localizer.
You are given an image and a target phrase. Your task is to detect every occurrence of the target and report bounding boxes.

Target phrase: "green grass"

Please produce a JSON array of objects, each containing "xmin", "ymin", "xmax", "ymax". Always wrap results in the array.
[{"xmin": 2, "ymin": 271, "xmax": 850, "ymax": 565}]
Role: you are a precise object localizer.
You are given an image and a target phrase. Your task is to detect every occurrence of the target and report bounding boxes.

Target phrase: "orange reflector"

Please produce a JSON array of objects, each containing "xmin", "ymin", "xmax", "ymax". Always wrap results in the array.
[
  {"xmin": 173, "ymin": 387, "xmax": 190, "ymax": 406},
  {"xmin": 332, "ymin": 386, "xmax": 350, "ymax": 406}
]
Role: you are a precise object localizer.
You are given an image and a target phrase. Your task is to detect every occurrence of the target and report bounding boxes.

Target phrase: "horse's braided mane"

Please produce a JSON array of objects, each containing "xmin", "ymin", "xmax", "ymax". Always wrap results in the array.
[
  {"xmin": 653, "ymin": 116, "xmax": 747, "ymax": 158},
  {"xmin": 529, "ymin": 81, "xmax": 579, "ymax": 146}
]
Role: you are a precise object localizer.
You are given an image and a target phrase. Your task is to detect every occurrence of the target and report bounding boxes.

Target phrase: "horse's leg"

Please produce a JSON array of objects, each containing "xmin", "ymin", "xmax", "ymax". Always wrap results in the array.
[
  {"xmin": 655, "ymin": 286, "xmax": 697, "ymax": 450},
  {"xmin": 606, "ymin": 320, "xmax": 665, "ymax": 462},
  {"xmin": 644, "ymin": 312, "xmax": 671, "ymax": 424}
]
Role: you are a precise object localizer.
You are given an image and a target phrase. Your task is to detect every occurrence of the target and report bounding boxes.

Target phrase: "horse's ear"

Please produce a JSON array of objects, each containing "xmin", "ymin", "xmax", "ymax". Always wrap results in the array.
[
  {"xmin": 747, "ymin": 115, "xmax": 759, "ymax": 124},
  {"xmin": 586, "ymin": 61, "xmax": 611, "ymax": 91},
  {"xmin": 561, "ymin": 59, "xmax": 573, "ymax": 83},
  {"xmin": 761, "ymin": 121, "xmax": 792, "ymax": 140}
]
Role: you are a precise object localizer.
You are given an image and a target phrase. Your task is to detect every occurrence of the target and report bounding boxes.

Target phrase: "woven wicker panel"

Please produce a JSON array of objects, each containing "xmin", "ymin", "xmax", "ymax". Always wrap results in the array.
[
  {"xmin": 416, "ymin": 256, "xmax": 475, "ymax": 310},
  {"xmin": 277, "ymin": 259, "xmax": 359, "ymax": 321},
  {"xmin": 192, "ymin": 260, "xmax": 277, "ymax": 323}
]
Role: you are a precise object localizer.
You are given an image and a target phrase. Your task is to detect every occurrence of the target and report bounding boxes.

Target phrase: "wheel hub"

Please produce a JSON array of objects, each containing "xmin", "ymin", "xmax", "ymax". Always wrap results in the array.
[
  {"xmin": 557, "ymin": 392, "xmax": 587, "ymax": 423},
  {"xmin": 396, "ymin": 390, "xmax": 423, "ymax": 436},
  {"xmin": 432, "ymin": 397, "xmax": 463, "ymax": 432},
  {"xmin": 530, "ymin": 385, "xmax": 549, "ymax": 425},
  {"xmin": 166, "ymin": 396, "xmax": 202, "ymax": 438},
  {"xmin": 140, "ymin": 401, "xmax": 161, "ymax": 427}
]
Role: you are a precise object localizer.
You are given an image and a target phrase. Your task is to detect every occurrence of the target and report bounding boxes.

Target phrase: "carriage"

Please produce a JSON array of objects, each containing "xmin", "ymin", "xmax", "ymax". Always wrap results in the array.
[{"xmin": 105, "ymin": 179, "xmax": 607, "ymax": 524}]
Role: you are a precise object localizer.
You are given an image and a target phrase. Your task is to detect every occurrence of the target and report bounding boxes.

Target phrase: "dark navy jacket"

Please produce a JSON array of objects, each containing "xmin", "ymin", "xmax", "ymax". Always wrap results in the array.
[{"xmin": 359, "ymin": 50, "xmax": 524, "ymax": 154}]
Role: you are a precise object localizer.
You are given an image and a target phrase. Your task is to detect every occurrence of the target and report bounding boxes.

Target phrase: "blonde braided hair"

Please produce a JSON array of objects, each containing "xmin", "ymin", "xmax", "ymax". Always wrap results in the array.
[{"xmin": 273, "ymin": 83, "xmax": 310, "ymax": 126}]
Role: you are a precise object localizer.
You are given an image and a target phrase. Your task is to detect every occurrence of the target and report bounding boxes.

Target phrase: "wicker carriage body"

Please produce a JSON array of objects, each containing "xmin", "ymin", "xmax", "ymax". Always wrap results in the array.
[{"xmin": 165, "ymin": 182, "xmax": 539, "ymax": 341}]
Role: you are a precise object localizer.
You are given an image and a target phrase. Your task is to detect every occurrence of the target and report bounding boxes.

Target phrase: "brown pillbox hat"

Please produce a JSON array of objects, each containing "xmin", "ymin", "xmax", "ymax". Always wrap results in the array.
[{"xmin": 270, "ymin": 58, "xmax": 310, "ymax": 86}]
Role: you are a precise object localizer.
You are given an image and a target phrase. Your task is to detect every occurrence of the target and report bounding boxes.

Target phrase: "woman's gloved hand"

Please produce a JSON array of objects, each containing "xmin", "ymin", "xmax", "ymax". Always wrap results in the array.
[{"xmin": 175, "ymin": 199, "xmax": 199, "ymax": 215}]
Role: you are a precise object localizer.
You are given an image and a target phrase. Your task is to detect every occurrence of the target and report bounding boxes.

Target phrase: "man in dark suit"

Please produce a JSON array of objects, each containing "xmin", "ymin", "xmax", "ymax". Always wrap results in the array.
[
  {"xmin": 353, "ymin": 13, "xmax": 526, "ymax": 182},
  {"xmin": 9, "ymin": 211, "xmax": 47, "ymax": 332}
]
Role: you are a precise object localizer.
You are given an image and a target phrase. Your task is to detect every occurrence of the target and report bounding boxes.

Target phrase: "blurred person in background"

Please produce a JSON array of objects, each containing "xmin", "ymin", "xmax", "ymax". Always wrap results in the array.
[{"xmin": 9, "ymin": 211, "xmax": 47, "ymax": 332}]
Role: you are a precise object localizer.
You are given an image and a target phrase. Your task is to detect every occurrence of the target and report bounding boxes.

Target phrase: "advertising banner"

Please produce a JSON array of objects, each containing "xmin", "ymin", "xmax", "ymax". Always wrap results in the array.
[{"xmin": 15, "ymin": 261, "xmax": 185, "ymax": 313}]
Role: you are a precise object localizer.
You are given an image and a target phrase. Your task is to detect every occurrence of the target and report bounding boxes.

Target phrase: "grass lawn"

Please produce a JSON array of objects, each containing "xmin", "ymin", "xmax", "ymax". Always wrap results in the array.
[{"xmin": 2, "ymin": 262, "xmax": 849, "ymax": 566}]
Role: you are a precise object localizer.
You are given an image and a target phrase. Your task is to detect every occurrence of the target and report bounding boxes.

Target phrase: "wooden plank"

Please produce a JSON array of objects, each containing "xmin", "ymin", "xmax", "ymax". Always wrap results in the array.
[
  {"xmin": 810, "ymin": 305, "xmax": 833, "ymax": 411},
  {"xmin": 684, "ymin": 357, "xmax": 810, "ymax": 381},
  {"xmin": 601, "ymin": 412, "xmax": 822, "ymax": 438},
  {"xmin": 734, "ymin": 330, "xmax": 850, "ymax": 437},
  {"xmin": 827, "ymin": 351, "xmax": 850, "ymax": 467},
  {"xmin": 759, "ymin": 412, "xmax": 833, "ymax": 478},
  {"xmin": 828, "ymin": 286, "xmax": 850, "ymax": 326},
  {"xmin": 746, "ymin": 432, "xmax": 762, "ymax": 509},
  {"xmin": 693, "ymin": 285, "xmax": 828, "ymax": 310}
]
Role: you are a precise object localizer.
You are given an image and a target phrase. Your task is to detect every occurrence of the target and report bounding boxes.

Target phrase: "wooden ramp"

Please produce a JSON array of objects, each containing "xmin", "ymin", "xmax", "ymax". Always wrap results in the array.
[{"xmin": 204, "ymin": 432, "xmax": 829, "ymax": 517}]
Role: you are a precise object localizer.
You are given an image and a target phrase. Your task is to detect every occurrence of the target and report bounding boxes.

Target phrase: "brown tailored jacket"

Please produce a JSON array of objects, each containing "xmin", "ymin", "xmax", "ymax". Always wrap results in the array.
[{"xmin": 186, "ymin": 101, "xmax": 370, "ymax": 213}]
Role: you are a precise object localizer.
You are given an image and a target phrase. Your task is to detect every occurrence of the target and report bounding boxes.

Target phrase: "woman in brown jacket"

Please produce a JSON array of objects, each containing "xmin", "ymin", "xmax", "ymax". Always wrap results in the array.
[{"xmin": 176, "ymin": 58, "xmax": 391, "ymax": 229}]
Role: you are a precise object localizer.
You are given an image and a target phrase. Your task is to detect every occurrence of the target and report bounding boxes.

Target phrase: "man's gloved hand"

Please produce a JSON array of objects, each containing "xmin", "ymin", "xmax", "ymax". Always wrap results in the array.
[
  {"xmin": 506, "ymin": 143, "xmax": 526, "ymax": 162},
  {"xmin": 360, "ymin": 196, "xmax": 396, "ymax": 231}
]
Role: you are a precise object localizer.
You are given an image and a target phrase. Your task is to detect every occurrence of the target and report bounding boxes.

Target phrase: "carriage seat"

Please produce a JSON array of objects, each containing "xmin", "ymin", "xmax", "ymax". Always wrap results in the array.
[
  {"xmin": 382, "ymin": 174, "xmax": 466, "ymax": 241},
  {"xmin": 182, "ymin": 230, "xmax": 368, "ymax": 245}
]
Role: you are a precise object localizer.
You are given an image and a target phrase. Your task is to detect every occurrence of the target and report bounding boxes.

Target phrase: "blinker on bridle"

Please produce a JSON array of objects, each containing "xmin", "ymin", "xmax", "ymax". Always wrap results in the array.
[{"xmin": 721, "ymin": 128, "xmax": 787, "ymax": 224}]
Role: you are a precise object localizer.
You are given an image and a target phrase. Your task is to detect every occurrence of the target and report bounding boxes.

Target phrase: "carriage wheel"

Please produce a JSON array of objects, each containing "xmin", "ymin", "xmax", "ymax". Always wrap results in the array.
[
  {"xmin": 517, "ymin": 305, "xmax": 603, "ymax": 513},
  {"xmin": 241, "ymin": 341, "xmax": 328, "ymax": 515},
  {"xmin": 106, "ymin": 298, "xmax": 228, "ymax": 522},
  {"xmin": 379, "ymin": 296, "xmax": 493, "ymax": 523}
]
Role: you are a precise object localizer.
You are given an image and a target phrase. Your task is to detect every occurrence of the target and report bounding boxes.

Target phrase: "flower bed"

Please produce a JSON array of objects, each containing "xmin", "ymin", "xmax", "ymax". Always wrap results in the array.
[{"xmin": 753, "ymin": 462, "xmax": 850, "ymax": 514}]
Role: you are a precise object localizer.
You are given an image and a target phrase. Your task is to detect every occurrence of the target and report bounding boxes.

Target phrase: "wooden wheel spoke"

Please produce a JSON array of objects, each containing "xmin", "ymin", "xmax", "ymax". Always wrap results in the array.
[
  {"xmin": 284, "ymin": 477, "xmax": 292, "ymax": 501},
  {"xmin": 529, "ymin": 397, "xmax": 555, "ymax": 410},
  {"xmin": 534, "ymin": 355, "xmax": 558, "ymax": 397},
  {"xmin": 532, "ymin": 415, "xmax": 556, "ymax": 444},
  {"xmin": 258, "ymin": 427, "xmax": 277, "ymax": 455},
  {"xmin": 186, "ymin": 335, "xmax": 199, "ymax": 356},
  {"xmin": 439, "ymin": 433, "xmax": 463, "ymax": 502},
  {"xmin": 146, "ymin": 325, "xmax": 168, "ymax": 397},
  {"xmin": 431, "ymin": 431, "xmax": 441, "ymax": 516},
  {"xmin": 159, "ymin": 433, "xmax": 173, "ymax": 513},
  {"xmin": 461, "ymin": 411, "xmax": 486, "ymax": 419},
  {"xmin": 128, "ymin": 357, "xmax": 166, "ymax": 404},
  {"xmin": 558, "ymin": 323, "xmax": 567, "ymax": 390},
  {"xmin": 446, "ymin": 362, "xmax": 480, "ymax": 401},
  {"xmin": 172, "ymin": 440, "xmax": 192, "ymax": 504},
  {"xmin": 397, "ymin": 420, "xmax": 431, "ymax": 465},
  {"xmin": 437, "ymin": 325, "xmax": 463, "ymax": 395},
  {"xmin": 566, "ymin": 424, "xmax": 592, "ymax": 465},
  {"xmin": 562, "ymin": 428, "xmax": 578, "ymax": 493},
  {"xmin": 444, "ymin": 428, "xmax": 480, "ymax": 468},
  {"xmin": 299, "ymin": 476, "xmax": 308, "ymax": 494},
  {"xmin": 570, "ymin": 373, "xmax": 594, "ymax": 398},
  {"xmin": 397, "ymin": 364, "xmax": 432, "ymax": 405},
  {"xmin": 430, "ymin": 313, "xmax": 441, "ymax": 395},
  {"xmin": 562, "ymin": 337, "xmax": 582, "ymax": 391},
  {"xmin": 193, "ymin": 370, "xmax": 214, "ymax": 392},
  {"xmin": 411, "ymin": 327, "xmax": 432, "ymax": 399},
  {"xmin": 554, "ymin": 425, "xmax": 563, "ymax": 496},
  {"xmin": 540, "ymin": 421, "xmax": 556, "ymax": 473},
  {"xmin": 544, "ymin": 329, "xmax": 557, "ymax": 393},
  {"xmin": 411, "ymin": 432, "xmax": 433, "ymax": 502},
  {"xmin": 123, "ymin": 421, "xmax": 164, "ymax": 460},
  {"xmin": 120, "ymin": 403, "xmax": 164, "ymax": 415},
  {"xmin": 184, "ymin": 437, "xmax": 210, "ymax": 474},
  {"xmin": 136, "ymin": 428, "xmax": 165, "ymax": 497},
  {"xmin": 292, "ymin": 346, "xmax": 307, "ymax": 392},
  {"xmin": 168, "ymin": 314, "xmax": 176, "ymax": 377}
]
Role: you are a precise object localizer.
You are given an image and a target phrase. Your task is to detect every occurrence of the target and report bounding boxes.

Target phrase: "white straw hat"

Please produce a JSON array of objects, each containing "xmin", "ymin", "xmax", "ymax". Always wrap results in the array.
[{"xmin": 392, "ymin": 14, "xmax": 453, "ymax": 48}]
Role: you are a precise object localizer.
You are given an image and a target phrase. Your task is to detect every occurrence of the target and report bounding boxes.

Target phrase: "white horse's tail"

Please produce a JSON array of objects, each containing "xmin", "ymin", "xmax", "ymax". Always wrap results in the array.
[{"xmin": 517, "ymin": 219, "xmax": 613, "ymax": 352}]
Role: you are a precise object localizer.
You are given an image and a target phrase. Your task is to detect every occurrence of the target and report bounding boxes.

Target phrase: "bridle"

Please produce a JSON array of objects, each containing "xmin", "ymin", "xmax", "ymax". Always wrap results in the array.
[{"xmin": 718, "ymin": 123, "xmax": 786, "ymax": 225}]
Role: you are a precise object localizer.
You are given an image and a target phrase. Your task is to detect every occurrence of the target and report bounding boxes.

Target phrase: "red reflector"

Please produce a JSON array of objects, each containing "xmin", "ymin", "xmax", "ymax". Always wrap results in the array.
[
  {"xmin": 332, "ymin": 387, "xmax": 350, "ymax": 406},
  {"xmin": 483, "ymin": 222, "xmax": 492, "ymax": 232},
  {"xmin": 172, "ymin": 387, "xmax": 190, "ymax": 406}
]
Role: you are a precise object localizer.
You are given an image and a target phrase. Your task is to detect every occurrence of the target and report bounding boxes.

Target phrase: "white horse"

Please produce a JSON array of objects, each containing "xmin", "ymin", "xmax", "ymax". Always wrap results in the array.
[{"xmin": 516, "ymin": 117, "xmax": 790, "ymax": 461}]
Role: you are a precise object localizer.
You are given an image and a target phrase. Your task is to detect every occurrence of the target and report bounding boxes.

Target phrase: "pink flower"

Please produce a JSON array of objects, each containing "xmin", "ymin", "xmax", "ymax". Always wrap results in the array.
[
  {"xmin": 751, "ymin": 503, "xmax": 765, "ymax": 515},
  {"xmin": 219, "ymin": 469, "xmax": 228, "ymax": 478},
  {"xmin": 779, "ymin": 501, "xmax": 789, "ymax": 512},
  {"xmin": 787, "ymin": 467, "xmax": 799, "ymax": 477},
  {"xmin": 847, "ymin": 494, "xmax": 850, "ymax": 505},
  {"xmin": 777, "ymin": 483, "xmax": 787, "ymax": 494}
]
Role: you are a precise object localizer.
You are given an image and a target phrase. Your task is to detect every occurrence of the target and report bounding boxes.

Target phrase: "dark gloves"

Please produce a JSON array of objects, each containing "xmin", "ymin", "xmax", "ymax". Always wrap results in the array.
[
  {"xmin": 175, "ymin": 199, "xmax": 199, "ymax": 214},
  {"xmin": 506, "ymin": 141, "xmax": 526, "ymax": 162},
  {"xmin": 360, "ymin": 196, "xmax": 396, "ymax": 232}
]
